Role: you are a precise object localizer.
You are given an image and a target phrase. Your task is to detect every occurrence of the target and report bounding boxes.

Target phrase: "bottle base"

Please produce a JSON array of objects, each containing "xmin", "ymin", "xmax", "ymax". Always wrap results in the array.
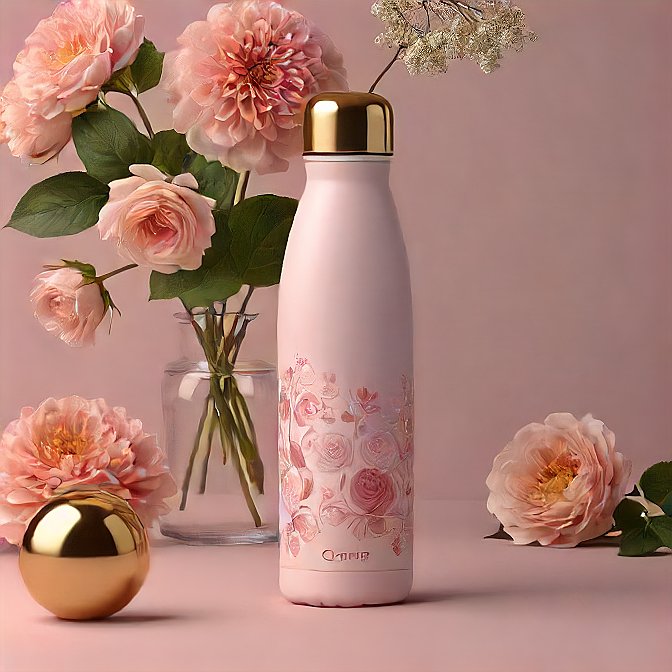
[{"xmin": 279, "ymin": 568, "xmax": 413, "ymax": 607}]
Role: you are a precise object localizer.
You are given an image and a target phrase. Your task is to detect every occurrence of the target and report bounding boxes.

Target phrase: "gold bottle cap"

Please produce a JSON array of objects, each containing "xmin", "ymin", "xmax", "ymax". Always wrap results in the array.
[{"xmin": 303, "ymin": 92, "xmax": 394, "ymax": 156}]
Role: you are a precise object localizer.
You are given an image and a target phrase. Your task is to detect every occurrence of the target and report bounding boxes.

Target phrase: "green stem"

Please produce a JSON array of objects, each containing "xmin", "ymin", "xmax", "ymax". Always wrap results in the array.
[
  {"xmin": 229, "ymin": 431, "xmax": 262, "ymax": 528},
  {"xmin": 179, "ymin": 392, "xmax": 211, "ymax": 510},
  {"xmin": 239, "ymin": 286, "xmax": 255, "ymax": 316},
  {"xmin": 126, "ymin": 91, "xmax": 155, "ymax": 139},
  {"xmin": 198, "ymin": 396, "xmax": 218, "ymax": 494},
  {"xmin": 235, "ymin": 171, "xmax": 251, "ymax": 205},
  {"xmin": 230, "ymin": 379, "xmax": 264, "ymax": 494},
  {"xmin": 96, "ymin": 263, "xmax": 138, "ymax": 283},
  {"xmin": 211, "ymin": 376, "xmax": 263, "ymax": 527},
  {"xmin": 185, "ymin": 308, "xmax": 264, "ymax": 528}
]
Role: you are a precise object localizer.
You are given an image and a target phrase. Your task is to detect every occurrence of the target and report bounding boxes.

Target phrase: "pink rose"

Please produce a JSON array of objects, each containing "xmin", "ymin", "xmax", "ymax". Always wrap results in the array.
[
  {"xmin": 30, "ymin": 267, "xmax": 106, "ymax": 347},
  {"xmin": 350, "ymin": 468, "xmax": 395, "ymax": 516},
  {"xmin": 302, "ymin": 431, "xmax": 353, "ymax": 472},
  {"xmin": 0, "ymin": 80, "xmax": 72, "ymax": 164},
  {"xmin": 294, "ymin": 391, "xmax": 321, "ymax": 427},
  {"xmin": 97, "ymin": 165, "xmax": 217, "ymax": 274},
  {"xmin": 486, "ymin": 413, "xmax": 632, "ymax": 547},
  {"xmin": 163, "ymin": 0, "xmax": 348, "ymax": 174},
  {"xmin": 0, "ymin": 396, "xmax": 176, "ymax": 545},
  {"xmin": 361, "ymin": 431, "xmax": 398, "ymax": 471},
  {"xmin": 281, "ymin": 466, "xmax": 313, "ymax": 516}
]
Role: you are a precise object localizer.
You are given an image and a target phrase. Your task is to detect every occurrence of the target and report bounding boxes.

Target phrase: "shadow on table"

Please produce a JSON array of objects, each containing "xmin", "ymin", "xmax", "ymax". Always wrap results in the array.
[{"xmin": 37, "ymin": 611, "xmax": 209, "ymax": 626}]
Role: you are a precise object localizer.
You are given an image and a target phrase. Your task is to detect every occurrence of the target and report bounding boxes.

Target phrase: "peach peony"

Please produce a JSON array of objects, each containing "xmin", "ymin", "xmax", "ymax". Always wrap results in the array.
[
  {"xmin": 0, "ymin": 396, "xmax": 176, "ymax": 545},
  {"xmin": 97, "ymin": 164, "xmax": 217, "ymax": 274},
  {"xmin": 163, "ymin": 0, "xmax": 348, "ymax": 174},
  {"xmin": 486, "ymin": 413, "xmax": 632, "ymax": 547},
  {"xmin": 102, "ymin": 0, "xmax": 146, "ymax": 71},
  {"xmin": 0, "ymin": 80, "xmax": 72, "ymax": 164},
  {"xmin": 31, "ymin": 267, "xmax": 107, "ymax": 347},
  {"xmin": 1, "ymin": 0, "xmax": 144, "ymax": 163},
  {"xmin": 13, "ymin": 0, "xmax": 143, "ymax": 117}
]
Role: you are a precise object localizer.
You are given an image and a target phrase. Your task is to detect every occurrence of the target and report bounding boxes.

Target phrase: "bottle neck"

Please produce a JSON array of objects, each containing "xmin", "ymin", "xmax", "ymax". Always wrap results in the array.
[{"xmin": 303, "ymin": 156, "xmax": 392, "ymax": 183}]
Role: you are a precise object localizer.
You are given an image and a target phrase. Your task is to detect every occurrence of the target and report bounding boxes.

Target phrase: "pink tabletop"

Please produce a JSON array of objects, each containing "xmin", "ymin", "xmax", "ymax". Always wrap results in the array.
[{"xmin": 1, "ymin": 501, "xmax": 669, "ymax": 672}]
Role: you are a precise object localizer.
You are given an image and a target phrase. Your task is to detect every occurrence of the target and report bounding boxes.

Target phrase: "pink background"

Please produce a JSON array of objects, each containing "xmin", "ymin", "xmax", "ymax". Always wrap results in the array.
[{"xmin": 0, "ymin": 0, "xmax": 670, "ymax": 500}]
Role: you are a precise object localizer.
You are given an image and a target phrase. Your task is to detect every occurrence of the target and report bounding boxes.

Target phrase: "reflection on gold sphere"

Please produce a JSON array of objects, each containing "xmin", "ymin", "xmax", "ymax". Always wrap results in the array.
[{"xmin": 19, "ymin": 490, "xmax": 149, "ymax": 620}]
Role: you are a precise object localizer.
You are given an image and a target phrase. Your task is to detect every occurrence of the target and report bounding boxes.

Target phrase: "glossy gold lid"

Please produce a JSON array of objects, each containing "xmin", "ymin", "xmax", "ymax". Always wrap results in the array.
[{"xmin": 303, "ymin": 92, "xmax": 394, "ymax": 156}]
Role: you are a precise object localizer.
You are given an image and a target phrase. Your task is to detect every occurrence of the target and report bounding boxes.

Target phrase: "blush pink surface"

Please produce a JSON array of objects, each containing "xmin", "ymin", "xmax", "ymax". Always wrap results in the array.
[
  {"xmin": 0, "ymin": 0, "xmax": 670, "ymax": 504},
  {"xmin": 0, "ymin": 502, "xmax": 669, "ymax": 672}
]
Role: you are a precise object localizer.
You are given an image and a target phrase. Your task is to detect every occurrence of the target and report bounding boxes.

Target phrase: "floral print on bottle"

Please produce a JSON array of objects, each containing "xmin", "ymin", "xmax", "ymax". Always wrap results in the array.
[{"xmin": 279, "ymin": 357, "xmax": 414, "ymax": 560}]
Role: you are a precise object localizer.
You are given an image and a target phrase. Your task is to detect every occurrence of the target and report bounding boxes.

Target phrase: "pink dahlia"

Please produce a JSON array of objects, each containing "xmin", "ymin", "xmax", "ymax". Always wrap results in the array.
[
  {"xmin": 163, "ymin": 0, "xmax": 348, "ymax": 174},
  {"xmin": 0, "ymin": 396, "xmax": 177, "ymax": 545},
  {"xmin": 486, "ymin": 413, "xmax": 632, "ymax": 547}
]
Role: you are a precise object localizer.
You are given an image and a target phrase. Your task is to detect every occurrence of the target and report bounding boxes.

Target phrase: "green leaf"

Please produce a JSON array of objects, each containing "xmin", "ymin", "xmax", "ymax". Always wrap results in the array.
[
  {"xmin": 72, "ymin": 106, "xmax": 153, "ymax": 184},
  {"xmin": 151, "ymin": 130, "xmax": 191, "ymax": 176},
  {"xmin": 6, "ymin": 173, "xmax": 109, "ymax": 238},
  {"xmin": 101, "ymin": 285, "xmax": 121, "ymax": 318},
  {"xmin": 48, "ymin": 259, "xmax": 98, "ymax": 280},
  {"xmin": 129, "ymin": 39, "xmax": 164, "ymax": 94},
  {"xmin": 103, "ymin": 67, "xmax": 135, "ymax": 95},
  {"xmin": 639, "ymin": 461, "xmax": 672, "ymax": 506},
  {"xmin": 186, "ymin": 155, "xmax": 239, "ymax": 212},
  {"xmin": 661, "ymin": 492, "xmax": 672, "ymax": 517},
  {"xmin": 650, "ymin": 516, "xmax": 672, "ymax": 549},
  {"xmin": 149, "ymin": 210, "xmax": 242, "ymax": 308},
  {"xmin": 613, "ymin": 498, "xmax": 647, "ymax": 532},
  {"xmin": 619, "ymin": 525, "xmax": 663, "ymax": 557},
  {"xmin": 229, "ymin": 195, "xmax": 298, "ymax": 287}
]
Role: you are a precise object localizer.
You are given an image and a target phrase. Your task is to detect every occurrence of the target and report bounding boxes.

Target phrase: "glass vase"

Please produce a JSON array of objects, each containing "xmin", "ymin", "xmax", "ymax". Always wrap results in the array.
[{"xmin": 160, "ymin": 310, "xmax": 279, "ymax": 545}]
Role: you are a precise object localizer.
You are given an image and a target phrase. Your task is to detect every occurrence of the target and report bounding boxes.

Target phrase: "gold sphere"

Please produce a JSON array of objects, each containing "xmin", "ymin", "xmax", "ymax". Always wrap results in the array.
[{"xmin": 19, "ymin": 490, "xmax": 149, "ymax": 620}]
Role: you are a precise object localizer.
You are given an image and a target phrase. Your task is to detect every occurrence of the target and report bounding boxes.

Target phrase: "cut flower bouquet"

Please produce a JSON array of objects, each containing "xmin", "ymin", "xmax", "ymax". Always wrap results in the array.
[
  {"xmin": 1, "ymin": 0, "xmax": 536, "ymax": 537},
  {"xmin": 2, "ymin": 0, "xmax": 347, "ymax": 531}
]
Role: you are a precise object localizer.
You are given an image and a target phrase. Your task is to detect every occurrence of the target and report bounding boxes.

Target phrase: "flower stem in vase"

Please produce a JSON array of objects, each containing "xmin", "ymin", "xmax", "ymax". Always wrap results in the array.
[
  {"xmin": 229, "ymin": 377, "xmax": 264, "ymax": 492},
  {"xmin": 179, "ymin": 391, "xmax": 212, "ymax": 511},
  {"xmin": 211, "ymin": 375, "xmax": 263, "ymax": 528},
  {"xmin": 185, "ymin": 305, "xmax": 265, "ymax": 527},
  {"xmin": 198, "ymin": 396, "xmax": 218, "ymax": 494}
]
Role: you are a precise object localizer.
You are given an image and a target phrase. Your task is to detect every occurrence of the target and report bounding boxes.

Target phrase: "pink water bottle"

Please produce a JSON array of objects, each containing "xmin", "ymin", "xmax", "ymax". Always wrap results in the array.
[{"xmin": 277, "ymin": 92, "xmax": 414, "ymax": 607}]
